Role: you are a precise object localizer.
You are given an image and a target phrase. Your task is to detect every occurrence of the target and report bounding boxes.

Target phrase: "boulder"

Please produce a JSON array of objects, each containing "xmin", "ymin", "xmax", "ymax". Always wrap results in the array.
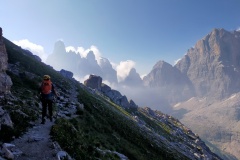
[
  {"xmin": 60, "ymin": 69, "xmax": 73, "ymax": 79},
  {"xmin": 2, "ymin": 143, "xmax": 15, "ymax": 159},
  {"xmin": 0, "ymin": 106, "xmax": 13, "ymax": 130},
  {"xmin": 84, "ymin": 75, "xmax": 102, "ymax": 90},
  {"xmin": 0, "ymin": 73, "xmax": 12, "ymax": 94}
]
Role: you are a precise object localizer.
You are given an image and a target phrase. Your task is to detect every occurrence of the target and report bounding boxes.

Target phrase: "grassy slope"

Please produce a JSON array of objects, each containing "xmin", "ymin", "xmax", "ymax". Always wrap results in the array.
[
  {"xmin": 51, "ymin": 89, "xmax": 166, "ymax": 160},
  {"xmin": 1, "ymin": 38, "xmax": 71, "ymax": 140}
]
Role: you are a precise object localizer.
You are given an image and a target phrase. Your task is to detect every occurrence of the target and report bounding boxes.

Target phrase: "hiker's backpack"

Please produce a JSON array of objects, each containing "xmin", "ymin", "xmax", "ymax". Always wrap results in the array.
[{"xmin": 41, "ymin": 80, "xmax": 53, "ymax": 100}]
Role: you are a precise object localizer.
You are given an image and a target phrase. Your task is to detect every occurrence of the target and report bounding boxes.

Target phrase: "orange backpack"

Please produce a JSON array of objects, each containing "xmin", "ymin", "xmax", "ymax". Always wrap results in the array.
[{"xmin": 41, "ymin": 80, "xmax": 52, "ymax": 94}]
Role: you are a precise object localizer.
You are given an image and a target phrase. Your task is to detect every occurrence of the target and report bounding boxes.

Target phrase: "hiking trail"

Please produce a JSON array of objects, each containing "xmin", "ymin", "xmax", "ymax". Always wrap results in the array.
[{"xmin": 7, "ymin": 85, "xmax": 79, "ymax": 160}]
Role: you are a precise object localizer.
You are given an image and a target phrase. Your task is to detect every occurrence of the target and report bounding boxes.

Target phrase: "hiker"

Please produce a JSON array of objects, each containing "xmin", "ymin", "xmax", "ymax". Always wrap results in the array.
[{"xmin": 39, "ymin": 75, "xmax": 59, "ymax": 124}]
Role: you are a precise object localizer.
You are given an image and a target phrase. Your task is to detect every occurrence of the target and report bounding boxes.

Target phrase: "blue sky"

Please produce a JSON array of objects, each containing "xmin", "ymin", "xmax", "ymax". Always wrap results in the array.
[{"xmin": 1, "ymin": 0, "xmax": 240, "ymax": 76}]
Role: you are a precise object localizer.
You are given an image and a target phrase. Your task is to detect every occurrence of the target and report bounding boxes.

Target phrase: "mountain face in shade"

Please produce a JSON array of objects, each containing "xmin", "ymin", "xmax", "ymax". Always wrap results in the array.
[
  {"xmin": 120, "ymin": 68, "xmax": 143, "ymax": 87},
  {"xmin": 46, "ymin": 40, "xmax": 80, "ymax": 73},
  {"xmin": 0, "ymin": 27, "xmax": 12, "ymax": 94},
  {"xmin": 99, "ymin": 57, "xmax": 118, "ymax": 84},
  {"xmin": 78, "ymin": 51, "xmax": 103, "ymax": 77},
  {"xmin": 143, "ymin": 60, "xmax": 194, "ymax": 103}
]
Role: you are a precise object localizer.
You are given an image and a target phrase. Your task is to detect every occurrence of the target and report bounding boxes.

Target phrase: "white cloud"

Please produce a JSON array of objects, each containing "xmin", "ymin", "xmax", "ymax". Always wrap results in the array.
[
  {"xmin": 102, "ymin": 80, "xmax": 111, "ymax": 86},
  {"xmin": 116, "ymin": 60, "xmax": 135, "ymax": 82},
  {"xmin": 110, "ymin": 62, "xmax": 118, "ymax": 70},
  {"xmin": 89, "ymin": 46, "xmax": 101, "ymax": 62},
  {"xmin": 13, "ymin": 39, "xmax": 48, "ymax": 62},
  {"xmin": 65, "ymin": 46, "xmax": 76, "ymax": 52},
  {"xmin": 174, "ymin": 58, "xmax": 181, "ymax": 65},
  {"xmin": 140, "ymin": 74, "xmax": 147, "ymax": 80},
  {"xmin": 65, "ymin": 45, "xmax": 102, "ymax": 64},
  {"xmin": 237, "ymin": 27, "xmax": 240, "ymax": 31},
  {"xmin": 73, "ymin": 74, "xmax": 90, "ymax": 83}
]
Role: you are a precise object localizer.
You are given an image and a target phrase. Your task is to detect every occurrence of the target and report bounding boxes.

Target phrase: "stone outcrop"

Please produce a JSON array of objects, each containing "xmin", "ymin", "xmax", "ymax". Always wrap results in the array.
[
  {"xmin": 84, "ymin": 75, "xmax": 102, "ymax": 90},
  {"xmin": 0, "ymin": 106, "xmax": 13, "ymax": 130},
  {"xmin": 84, "ymin": 75, "xmax": 138, "ymax": 109},
  {"xmin": 0, "ymin": 28, "xmax": 13, "ymax": 141},
  {"xmin": 60, "ymin": 69, "xmax": 73, "ymax": 79},
  {"xmin": 0, "ymin": 27, "xmax": 12, "ymax": 94},
  {"xmin": 101, "ymin": 84, "xmax": 138, "ymax": 109}
]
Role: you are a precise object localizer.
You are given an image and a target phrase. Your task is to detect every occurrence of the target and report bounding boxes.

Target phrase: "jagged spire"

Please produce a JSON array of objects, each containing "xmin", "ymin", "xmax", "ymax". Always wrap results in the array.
[
  {"xmin": 0, "ymin": 27, "xmax": 2, "ymax": 37},
  {"xmin": 0, "ymin": 27, "xmax": 12, "ymax": 94}
]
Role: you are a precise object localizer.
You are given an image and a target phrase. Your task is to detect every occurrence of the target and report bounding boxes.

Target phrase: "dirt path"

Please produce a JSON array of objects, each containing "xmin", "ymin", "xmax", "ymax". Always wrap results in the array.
[
  {"xmin": 13, "ymin": 119, "xmax": 58, "ymax": 160},
  {"xmin": 3, "ymin": 80, "xmax": 81, "ymax": 160},
  {"xmin": 8, "ymin": 82, "xmax": 80, "ymax": 160}
]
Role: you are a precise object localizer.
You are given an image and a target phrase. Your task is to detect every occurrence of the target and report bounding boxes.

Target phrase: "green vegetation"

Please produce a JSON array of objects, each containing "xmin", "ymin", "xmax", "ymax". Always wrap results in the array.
[
  {"xmin": 137, "ymin": 108, "xmax": 172, "ymax": 135},
  {"xmin": 51, "ymin": 87, "xmax": 179, "ymax": 160}
]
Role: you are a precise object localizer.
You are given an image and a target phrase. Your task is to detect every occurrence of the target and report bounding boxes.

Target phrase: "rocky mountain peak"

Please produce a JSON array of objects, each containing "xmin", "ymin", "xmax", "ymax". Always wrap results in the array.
[
  {"xmin": 86, "ymin": 51, "xmax": 96, "ymax": 61},
  {"xmin": 120, "ymin": 68, "xmax": 143, "ymax": 87},
  {"xmin": 175, "ymin": 28, "xmax": 240, "ymax": 98},
  {"xmin": 152, "ymin": 60, "xmax": 172, "ymax": 70},
  {"xmin": 99, "ymin": 57, "xmax": 110, "ymax": 67},
  {"xmin": 143, "ymin": 60, "xmax": 194, "ymax": 103},
  {"xmin": 144, "ymin": 60, "xmax": 183, "ymax": 87},
  {"xmin": 53, "ymin": 40, "xmax": 66, "ymax": 55},
  {"xmin": 99, "ymin": 57, "xmax": 118, "ymax": 84}
]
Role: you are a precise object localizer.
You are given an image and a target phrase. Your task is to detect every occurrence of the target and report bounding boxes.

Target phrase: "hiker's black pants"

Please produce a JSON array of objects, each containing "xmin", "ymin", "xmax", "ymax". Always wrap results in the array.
[{"xmin": 41, "ymin": 99, "xmax": 53, "ymax": 120}]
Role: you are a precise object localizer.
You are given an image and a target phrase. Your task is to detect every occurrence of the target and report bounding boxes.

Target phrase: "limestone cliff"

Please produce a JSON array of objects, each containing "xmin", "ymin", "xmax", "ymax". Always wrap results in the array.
[
  {"xmin": 175, "ymin": 28, "xmax": 240, "ymax": 99},
  {"xmin": 0, "ymin": 27, "xmax": 12, "ymax": 94}
]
